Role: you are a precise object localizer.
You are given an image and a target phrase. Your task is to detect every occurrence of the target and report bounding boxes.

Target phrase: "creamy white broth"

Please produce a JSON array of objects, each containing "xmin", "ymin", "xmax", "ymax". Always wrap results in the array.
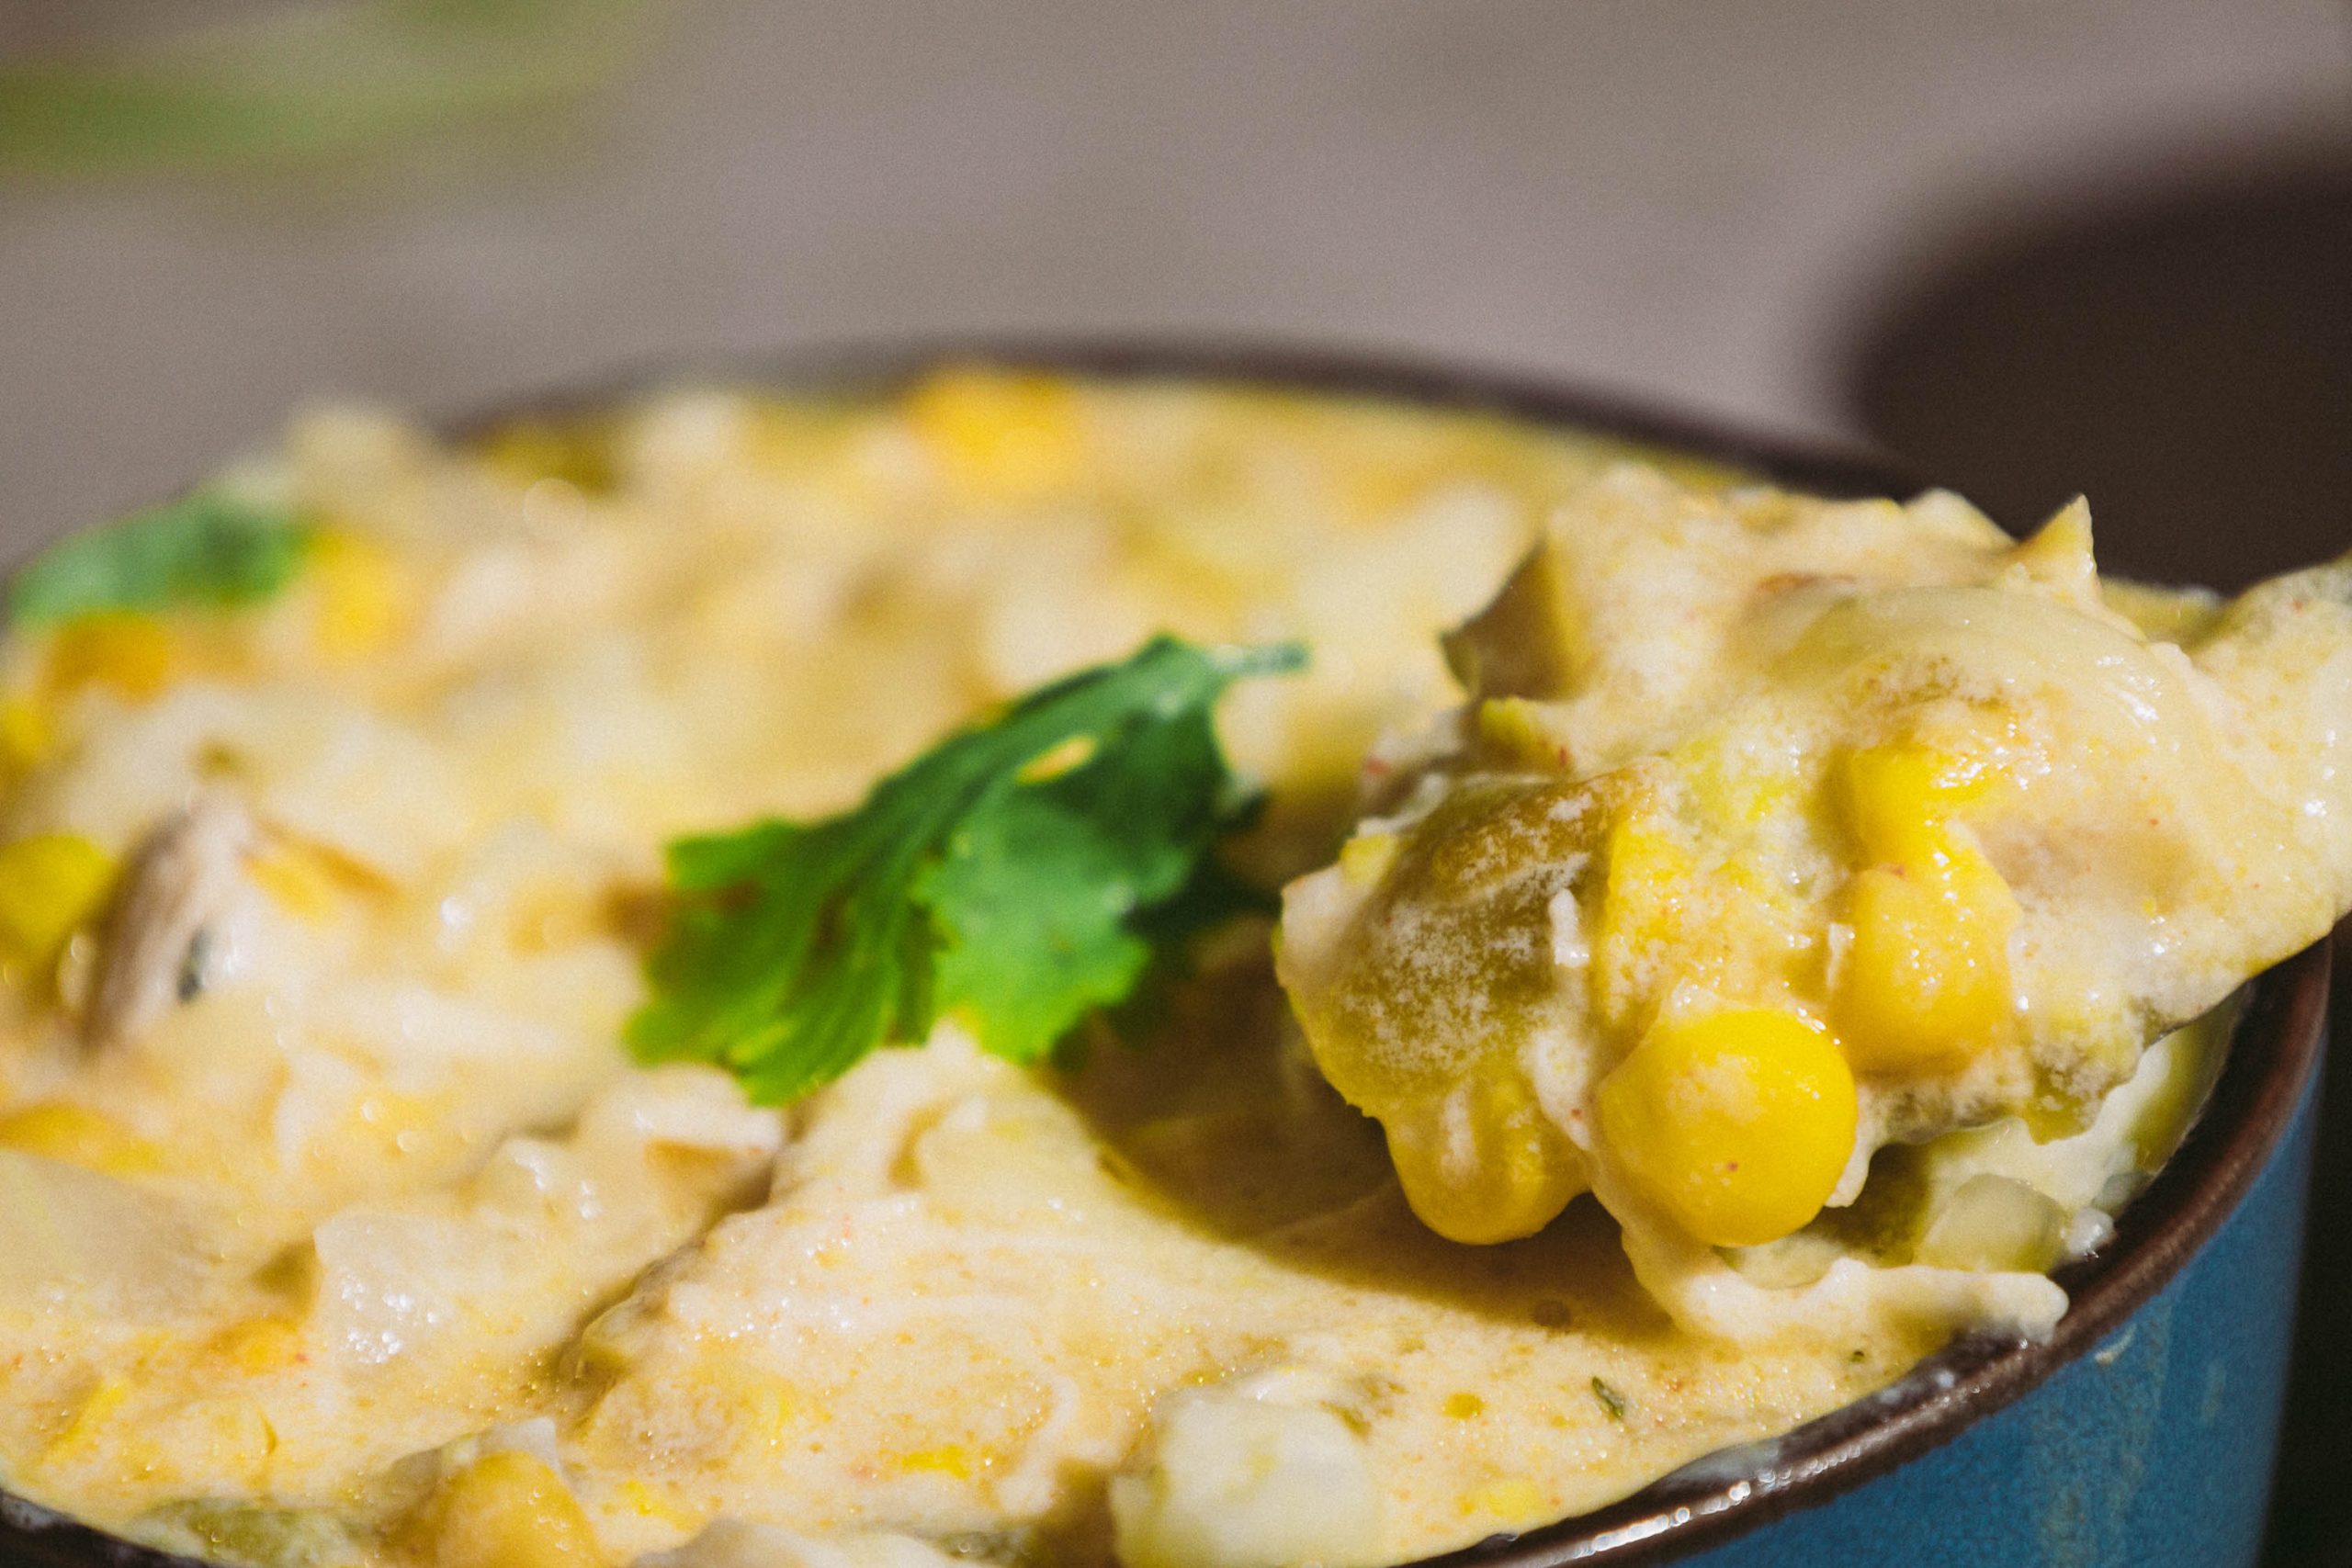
[{"xmin": 0, "ymin": 373, "xmax": 2277, "ymax": 1568}]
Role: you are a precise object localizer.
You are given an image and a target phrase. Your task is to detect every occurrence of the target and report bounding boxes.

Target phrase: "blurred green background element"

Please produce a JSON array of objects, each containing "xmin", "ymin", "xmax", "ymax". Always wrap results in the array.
[
  {"xmin": 0, "ymin": 3, "xmax": 2346, "ymax": 1561},
  {"xmin": 0, "ymin": 0, "xmax": 660, "ymax": 177}
]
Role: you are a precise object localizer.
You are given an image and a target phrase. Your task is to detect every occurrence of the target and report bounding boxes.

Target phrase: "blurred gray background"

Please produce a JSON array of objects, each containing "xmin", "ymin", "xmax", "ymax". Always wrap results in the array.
[
  {"xmin": 3, "ymin": 1, "xmax": 2349, "ymax": 1561},
  {"xmin": 3, "ymin": 1, "xmax": 2346, "ymax": 561}
]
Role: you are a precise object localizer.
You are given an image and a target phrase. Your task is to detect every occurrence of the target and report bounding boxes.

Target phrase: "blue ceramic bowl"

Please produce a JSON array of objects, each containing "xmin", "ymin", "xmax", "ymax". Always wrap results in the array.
[{"xmin": 0, "ymin": 344, "xmax": 2327, "ymax": 1568}]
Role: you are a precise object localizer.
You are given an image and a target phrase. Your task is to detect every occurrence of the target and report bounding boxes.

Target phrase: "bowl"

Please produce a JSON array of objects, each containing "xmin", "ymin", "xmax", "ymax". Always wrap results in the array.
[{"xmin": 0, "ymin": 342, "xmax": 2327, "ymax": 1568}]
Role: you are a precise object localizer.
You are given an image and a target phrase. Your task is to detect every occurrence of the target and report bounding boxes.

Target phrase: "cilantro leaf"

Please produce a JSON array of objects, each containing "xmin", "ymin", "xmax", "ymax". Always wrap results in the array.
[
  {"xmin": 10, "ymin": 492, "xmax": 311, "ymax": 626},
  {"xmin": 628, "ymin": 636, "xmax": 1305, "ymax": 1104}
]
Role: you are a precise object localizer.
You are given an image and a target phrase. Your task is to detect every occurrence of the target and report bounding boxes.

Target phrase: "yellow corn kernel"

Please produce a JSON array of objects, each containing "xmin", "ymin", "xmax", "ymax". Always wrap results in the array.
[
  {"xmin": 905, "ymin": 367, "xmax": 1088, "ymax": 502},
  {"xmin": 1337, "ymin": 830, "xmax": 1399, "ymax": 889},
  {"xmin": 0, "ymin": 695, "xmax": 51, "ymax": 777},
  {"xmin": 1458, "ymin": 1477, "xmax": 1546, "ymax": 1522},
  {"xmin": 1385, "ymin": 1068, "xmax": 1585, "ymax": 1245},
  {"xmin": 1838, "ymin": 743, "xmax": 1988, "ymax": 866},
  {"xmin": 712, "ymin": 1365, "xmax": 798, "ymax": 1452},
  {"xmin": 899, "ymin": 1444, "xmax": 973, "ymax": 1480},
  {"xmin": 477, "ymin": 419, "xmax": 616, "ymax": 493},
  {"xmin": 1596, "ymin": 1008, "xmax": 1857, "ymax": 1247},
  {"xmin": 247, "ymin": 840, "xmax": 345, "ymax": 923},
  {"xmin": 307, "ymin": 529, "xmax": 411, "ymax": 660},
  {"xmin": 208, "ymin": 1316, "xmax": 306, "ymax": 1375},
  {"xmin": 45, "ymin": 1374, "xmax": 131, "ymax": 1462},
  {"xmin": 1476, "ymin": 697, "xmax": 1570, "ymax": 769},
  {"xmin": 46, "ymin": 613, "xmax": 177, "ymax": 702},
  {"xmin": 0, "ymin": 1102, "xmax": 158, "ymax": 1176},
  {"xmin": 1836, "ymin": 852, "xmax": 2019, "ymax": 1073},
  {"xmin": 0, "ymin": 833, "xmax": 117, "ymax": 973},
  {"xmin": 420, "ymin": 1450, "xmax": 604, "ymax": 1568},
  {"xmin": 1833, "ymin": 744, "xmax": 2020, "ymax": 1073},
  {"xmin": 611, "ymin": 1479, "xmax": 693, "ymax": 1527},
  {"xmin": 1599, "ymin": 798, "xmax": 1694, "ymax": 937},
  {"xmin": 1685, "ymin": 750, "xmax": 1793, "ymax": 832},
  {"xmin": 1589, "ymin": 795, "xmax": 1696, "ymax": 1029}
]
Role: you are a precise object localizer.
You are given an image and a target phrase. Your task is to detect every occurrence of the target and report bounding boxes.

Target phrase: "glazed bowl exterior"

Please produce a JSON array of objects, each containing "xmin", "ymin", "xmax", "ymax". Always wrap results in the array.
[{"xmin": 0, "ymin": 342, "xmax": 2327, "ymax": 1568}]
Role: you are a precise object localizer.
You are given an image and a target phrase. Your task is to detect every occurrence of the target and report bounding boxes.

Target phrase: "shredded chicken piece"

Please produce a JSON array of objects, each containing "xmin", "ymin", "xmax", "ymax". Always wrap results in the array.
[{"xmin": 87, "ymin": 794, "xmax": 254, "ymax": 1051}]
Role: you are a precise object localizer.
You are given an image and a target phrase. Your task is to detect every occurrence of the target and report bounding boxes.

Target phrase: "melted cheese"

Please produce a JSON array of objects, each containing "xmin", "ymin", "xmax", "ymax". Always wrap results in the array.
[{"xmin": 1278, "ymin": 467, "xmax": 2349, "ymax": 1339}]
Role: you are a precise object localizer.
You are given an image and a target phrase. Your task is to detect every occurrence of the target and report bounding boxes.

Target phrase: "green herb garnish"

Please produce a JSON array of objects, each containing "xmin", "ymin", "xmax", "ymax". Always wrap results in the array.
[
  {"xmin": 1590, "ymin": 1377, "xmax": 1629, "ymax": 1421},
  {"xmin": 10, "ymin": 492, "xmax": 310, "ymax": 626},
  {"xmin": 629, "ymin": 635, "xmax": 1306, "ymax": 1104}
]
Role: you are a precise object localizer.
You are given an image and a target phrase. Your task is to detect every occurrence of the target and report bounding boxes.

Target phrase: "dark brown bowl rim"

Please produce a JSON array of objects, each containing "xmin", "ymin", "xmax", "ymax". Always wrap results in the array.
[{"xmin": 0, "ymin": 338, "xmax": 2328, "ymax": 1568}]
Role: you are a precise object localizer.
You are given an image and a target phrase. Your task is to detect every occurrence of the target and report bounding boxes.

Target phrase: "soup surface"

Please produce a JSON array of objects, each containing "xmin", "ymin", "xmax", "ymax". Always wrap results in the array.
[{"xmin": 0, "ymin": 371, "xmax": 2332, "ymax": 1568}]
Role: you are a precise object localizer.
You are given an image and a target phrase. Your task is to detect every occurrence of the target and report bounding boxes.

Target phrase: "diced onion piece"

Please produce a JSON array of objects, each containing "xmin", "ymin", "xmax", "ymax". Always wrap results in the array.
[
  {"xmin": 1110, "ymin": 1375, "xmax": 1380, "ymax": 1568},
  {"xmin": 0, "ymin": 1149, "xmax": 202, "ymax": 1311}
]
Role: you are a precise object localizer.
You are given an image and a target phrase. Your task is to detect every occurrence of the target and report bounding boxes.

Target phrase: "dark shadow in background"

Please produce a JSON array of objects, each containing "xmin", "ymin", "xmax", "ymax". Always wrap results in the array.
[{"xmin": 1840, "ymin": 147, "xmax": 2352, "ymax": 1567}]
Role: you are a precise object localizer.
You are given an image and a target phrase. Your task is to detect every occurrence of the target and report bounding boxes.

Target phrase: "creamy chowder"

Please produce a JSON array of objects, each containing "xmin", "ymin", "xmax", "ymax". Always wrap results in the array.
[{"xmin": 0, "ymin": 370, "xmax": 2330, "ymax": 1568}]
